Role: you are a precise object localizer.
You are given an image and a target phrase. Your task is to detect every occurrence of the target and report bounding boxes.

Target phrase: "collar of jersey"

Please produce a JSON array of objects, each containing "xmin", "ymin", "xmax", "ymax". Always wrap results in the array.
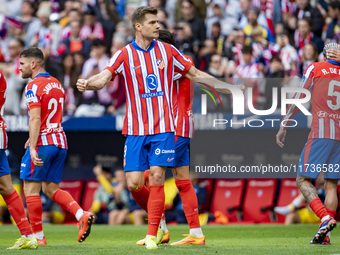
[
  {"xmin": 131, "ymin": 39, "xmax": 155, "ymax": 53},
  {"xmin": 33, "ymin": 72, "xmax": 51, "ymax": 80},
  {"xmin": 327, "ymin": 60, "xmax": 340, "ymax": 66}
]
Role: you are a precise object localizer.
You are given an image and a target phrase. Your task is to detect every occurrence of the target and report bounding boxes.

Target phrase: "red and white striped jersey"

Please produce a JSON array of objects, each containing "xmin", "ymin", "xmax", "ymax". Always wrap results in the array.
[
  {"xmin": 105, "ymin": 40, "xmax": 192, "ymax": 136},
  {"xmin": 281, "ymin": 0, "xmax": 296, "ymax": 14},
  {"xmin": 283, "ymin": 60, "xmax": 340, "ymax": 140},
  {"xmin": 173, "ymin": 56, "xmax": 194, "ymax": 138},
  {"xmin": 25, "ymin": 73, "xmax": 67, "ymax": 149},
  {"xmin": 0, "ymin": 71, "xmax": 8, "ymax": 149}
]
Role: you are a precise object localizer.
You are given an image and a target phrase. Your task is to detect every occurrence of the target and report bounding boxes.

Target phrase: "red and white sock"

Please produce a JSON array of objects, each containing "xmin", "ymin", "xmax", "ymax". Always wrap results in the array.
[
  {"xmin": 3, "ymin": 190, "xmax": 33, "ymax": 237},
  {"xmin": 52, "ymin": 189, "xmax": 83, "ymax": 221},
  {"xmin": 175, "ymin": 179, "xmax": 203, "ymax": 237},
  {"xmin": 147, "ymin": 185, "xmax": 164, "ymax": 237},
  {"xmin": 26, "ymin": 195, "xmax": 43, "ymax": 234},
  {"xmin": 309, "ymin": 198, "xmax": 329, "ymax": 222},
  {"xmin": 130, "ymin": 185, "xmax": 150, "ymax": 212}
]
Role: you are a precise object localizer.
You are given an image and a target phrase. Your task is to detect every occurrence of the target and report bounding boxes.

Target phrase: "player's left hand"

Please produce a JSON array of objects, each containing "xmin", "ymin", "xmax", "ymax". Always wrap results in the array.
[
  {"xmin": 276, "ymin": 128, "xmax": 287, "ymax": 148},
  {"xmin": 30, "ymin": 148, "xmax": 43, "ymax": 167},
  {"xmin": 327, "ymin": 49, "xmax": 340, "ymax": 62}
]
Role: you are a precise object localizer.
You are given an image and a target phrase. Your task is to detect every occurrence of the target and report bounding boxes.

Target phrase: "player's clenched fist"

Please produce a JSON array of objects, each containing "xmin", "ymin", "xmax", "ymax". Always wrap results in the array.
[{"xmin": 76, "ymin": 79, "xmax": 88, "ymax": 92}]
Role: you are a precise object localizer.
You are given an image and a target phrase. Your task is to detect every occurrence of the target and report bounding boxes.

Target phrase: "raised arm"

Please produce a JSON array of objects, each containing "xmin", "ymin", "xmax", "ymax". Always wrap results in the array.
[
  {"xmin": 184, "ymin": 65, "xmax": 245, "ymax": 94},
  {"xmin": 76, "ymin": 69, "xmax": 113, "ymax": 92}
]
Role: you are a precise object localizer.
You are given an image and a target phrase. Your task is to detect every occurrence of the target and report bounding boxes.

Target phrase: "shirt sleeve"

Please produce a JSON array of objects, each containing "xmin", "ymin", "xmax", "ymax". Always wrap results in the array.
[
  {"xmin": 105, "ymin": 50, "xmax": 124, "ymax": 75},
  {"xmin": 25, "ymin": 83, "xmax": 41, "ymax": 109},
  {"xmin": 170, "ymin": 45, "xmax": 192, "ymax": 75}
]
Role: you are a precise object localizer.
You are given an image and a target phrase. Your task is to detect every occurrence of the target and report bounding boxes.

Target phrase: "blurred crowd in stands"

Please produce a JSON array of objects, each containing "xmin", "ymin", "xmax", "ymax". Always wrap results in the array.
[{"xmin": 0, "ymin": 0, "xmax": 338, "ymax": 115}]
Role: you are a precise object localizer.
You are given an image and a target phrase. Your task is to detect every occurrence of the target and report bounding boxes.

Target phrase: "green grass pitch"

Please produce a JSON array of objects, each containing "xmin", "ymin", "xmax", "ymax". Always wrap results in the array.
[{"xmin": 0, "ymin": 224, "xmax": 339, "ymax": 254}]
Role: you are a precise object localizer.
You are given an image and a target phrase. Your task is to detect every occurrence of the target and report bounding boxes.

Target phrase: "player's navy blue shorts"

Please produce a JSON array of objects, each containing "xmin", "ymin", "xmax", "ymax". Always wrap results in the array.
[
  {"xmin": 124, "ymin": 133, "xmax": 175, "ymax": 171},
  {"xmin": 175, "ymin": 136, "xmax": 190, "ymax": 167},
  {"xmin": 20, "ymin": 145, "xmax": 67, "ymax": 183},
  {"xmin": 0, "ymin": 149, "xmax": 11, "ymax": 177},
  {"xmin": 298, "ymin": 138, "xmax": 340, "ymax": 179}
]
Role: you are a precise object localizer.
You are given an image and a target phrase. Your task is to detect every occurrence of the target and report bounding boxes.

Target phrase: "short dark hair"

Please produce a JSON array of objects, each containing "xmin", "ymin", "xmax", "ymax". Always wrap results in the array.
[
  {"xmin": 270, "ymin": 55, "xmax": 281, "ymax": 63},
  {"xmin": 329, "ymin": 1, "xmax": 340, "ymax": 10},
  {"xmin": 131, "ymin": 6, "xmax": 158, "ymax": 30},
  {"xmin": 299, "ymin": 17, "xmax": 312, "ymax": 28},
  {"xmin": 20, "ymin": 47, "xmax": 44, "ymax": 62},
  {"xmin": 158, "ymin": 30, "xmax": 175, "ymax": 46},
  {"xmin": 241, "ymin": 45, "xmax": 252, "ymax": 55}
]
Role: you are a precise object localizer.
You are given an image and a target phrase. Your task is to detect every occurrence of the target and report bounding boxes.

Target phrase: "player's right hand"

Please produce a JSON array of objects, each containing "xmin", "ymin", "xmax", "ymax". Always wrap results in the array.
[
  {"xmin": 276, "ymin": 128, "xmax": 287, "ymax": 148},
  {"xmin": 76, "ymin": 79, "xmax": 88, "ymax": 92},
  {"xmin": 24, "ymin": 138, "xmax": 30, "ymax": 149}
]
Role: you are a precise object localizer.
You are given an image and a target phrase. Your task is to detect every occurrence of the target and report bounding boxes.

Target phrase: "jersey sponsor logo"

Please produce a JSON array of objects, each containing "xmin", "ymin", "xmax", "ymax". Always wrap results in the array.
[
  {"xmin": 317, "ymin": 111, "xmax": 328, "ymax": 117},
  {"xmin": 141, "ymin": 91, "xmax": 164, "ymax": 98},
  {"xmin": 146, "ymin": 74, "xmax": 158, "ymax": 91},
  {"xmin": 25, "ymin": 90, "xmax": 37, "ymax": 102},
  {"xmin": 161, "ymin": 149, "xmax": 175, "ymax": 154},
  {"xmin": 156, "ymin": 59, "xmax": 164, "ymax": 69},
  {"xmin": 155, "ymin": 148, "xmax": 161, "ymax": 155}
]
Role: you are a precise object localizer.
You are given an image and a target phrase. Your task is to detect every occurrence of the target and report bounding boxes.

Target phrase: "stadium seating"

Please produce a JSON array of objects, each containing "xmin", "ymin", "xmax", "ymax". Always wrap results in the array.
[
  {"xmin": 275, "ymin": 179, "xmax": 301, "ymax": 223},
  {"xmin": 211, "ymin": 179, "xmax": 245, "ymax": 222},
  {"xmin": 197, "ymin": 179, "xmax": 214, "ymax": 212},
  {"xmin": 243, "ymin": 179, "xmax": 277, "ymax": 223},
  {"xmin": 81, "ymin": 180, "xmax": 101, "ymax": 211},
  {"xmin": 59, "ymin": 180, "xmax": 84, "ymax": 222}
]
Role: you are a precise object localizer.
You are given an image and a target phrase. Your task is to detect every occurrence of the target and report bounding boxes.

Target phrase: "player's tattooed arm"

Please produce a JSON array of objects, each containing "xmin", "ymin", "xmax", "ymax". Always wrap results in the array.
[
  {"xmin": 296, "ymin": 175, "xmax": 318, "ymax": 203},
  {"xmin": 77, "ymin": 69, "xmax": 113, "ymax": 92}
]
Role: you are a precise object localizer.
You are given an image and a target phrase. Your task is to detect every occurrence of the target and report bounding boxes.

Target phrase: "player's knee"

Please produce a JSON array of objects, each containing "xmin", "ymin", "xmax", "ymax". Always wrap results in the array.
[
  {"xmin": 127, "ymin": 183, "xmax": 141, "ymax": 192},
  {"xmin": 149, "ymin": 172, "xmax": 163, "ymax": 185},
  {"xmin": 0, "ymin": 182, "xmax": 13, "ymax": 196},
  {"xmin": 42, "ymin": 186, "xmax": 55, "ymax": 199}
]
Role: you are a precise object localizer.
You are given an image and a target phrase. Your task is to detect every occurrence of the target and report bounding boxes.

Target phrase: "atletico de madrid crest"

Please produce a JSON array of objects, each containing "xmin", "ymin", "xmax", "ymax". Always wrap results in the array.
[{"xmin": 156, "ymin": 59, "xmax": 164, "ymax": 69}]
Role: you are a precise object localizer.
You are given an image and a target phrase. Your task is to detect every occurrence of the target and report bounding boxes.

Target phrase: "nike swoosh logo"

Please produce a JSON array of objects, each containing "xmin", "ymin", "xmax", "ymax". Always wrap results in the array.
[
  {"xmin": 133, "ymin": 65, "xmax": 141, "ymax": 70},
  {"xmin": 167, "ymin": 158, "xmax": 174, "ymax": 162}
]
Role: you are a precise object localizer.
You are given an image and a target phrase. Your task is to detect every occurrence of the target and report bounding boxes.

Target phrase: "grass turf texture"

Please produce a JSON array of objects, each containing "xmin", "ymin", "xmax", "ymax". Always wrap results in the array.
[{"xmin": 0, "ymin": 224, "xmax": 339, "ymax": 254}]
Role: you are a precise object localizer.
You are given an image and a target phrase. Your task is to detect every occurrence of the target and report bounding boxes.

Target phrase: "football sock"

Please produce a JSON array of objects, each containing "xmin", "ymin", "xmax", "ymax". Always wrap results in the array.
[
  {"xmin": 130, "ymin": 185, "xmax": 150, "ymax": 212},
  {"xmin": 147, "ymin": 185, "xmax": 164, "ymax": 236},
  {"xmin": 34, "ymin": 231, "xmax": 44, "ymax": 240},
  {"xmin": 190, "ymin": 227, "xmax": 204, "ymax": 238},
  {"xmin": 26, "ymin": 195, "xmax": 43, "ymax": 234},
  {"xmin": 326, "ymin": 208, "xmax": 336, "ymax": 219},
  {"xmin": 52, "ymin": 189, "xmax": 82, "ymax": 218},
  {"xmin": 309, "ymin": 198, "xmax": 329, "ymax": 221},
  {"xmin": 175, "ymin": 179, "xmax": 201, "ymax": 231},
  {"xmin": 3, "ymin": 191, "xmax": 33, "ymax": 236}
]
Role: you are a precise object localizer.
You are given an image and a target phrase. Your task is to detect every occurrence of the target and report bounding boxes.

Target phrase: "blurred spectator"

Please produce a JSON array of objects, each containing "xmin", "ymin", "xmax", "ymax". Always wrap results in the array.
[
  {"xmin": 148, "ymin": 0, "xmax": 164, "ymax": 8},
  {"xmin": 239, "ymin": 0, "xmax": 268, "ymax": 30},
  {"xmin": 250, "ymin": 27, "xmax": 272, "ymax": 67},
  {"xmin": 198, "ymin": 39, "xmax": 216, "ymax": 71},
  {"xmin": 32, "ymin": 2, "xmax": 62, "ymax": 55},
  {"xmin": 80, "ymin": 7, "xmax": 105, "ymax": 41},
  {"xmin": 299, "ymin": 42, "xmax": 319, "ymax": 76},
  {"xmin": 0, "ymin": 0, "xmax": 23, "ymax": 17},
  {"xmin": 60, "ymin": 20, "xmax": 92, "ymax": 59},
  {"xmin": 175, "ymin": 0, "xmax": 206, "ymax": 23},
  {"xmin": 75, "ymin": 39, "xmax": 112, "ymax": 117},
  {"xmin": 61, "ymin": 8, "xmax": 83, "ymax": 41},
  {"xmin": 294, "ymin": 18, "xmax": 324, "ymax": 59},
  {"xmin": 60, "ymin": 53, "xmax": 81, "ymax": 115},
  {"xmin": 20, "ymin": 1, "xmax": 41, "ymax": 48},
  {"xmin": 205, "ymin": 4, "xmax": 226, "ymax": 38},
  {"xmin": 174, "ymin": 21, "xmax": 194, "ymax": 55},
  {"xmin": 265, "ymin": 55, "xmax": 284, "ymax": 112},
  {"xmin": 225, "ymin": 29, "xmax": 247, "ymax": 66},
  {"xmin": 157, "ymin": 8, "xmax": 169, "ymax": 29},
  {"xmin": 179, "ymin": 0, "xmax": 206, "ymax": 52},
  {"xmin": 3, "ymin": 38, "xmax": 26, "ymax": 116},
  {"xmin": 293, "ymin": 0, "xmax": 324, "ymax": 38},
  {"xmin": 231, "ymin": 45, "xmax": 265, "ymax": 111},
  {"xmin": 277, "ymin": 31, "xmax": 298, "ymax": 76},
  {"xmin": 243, "ymin": 6, "xmax": 275, "ymax": 46},
  {"xmin": 209, "ymin": 22, "xmax": 225, "ymax": 55},
  {"xmin": 90, "ymin": 165, "xmax": 130, "ymax": 225},
  {"xmin": 326, "ymin": 1, "xmax": 340, "ymax": 42}
]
